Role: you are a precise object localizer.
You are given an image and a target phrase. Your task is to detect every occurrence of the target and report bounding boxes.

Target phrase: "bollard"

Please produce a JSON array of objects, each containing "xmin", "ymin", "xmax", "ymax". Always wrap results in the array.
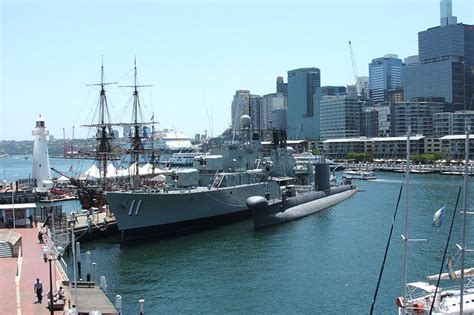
[
  {"xmin": 139, "ymin": 299, "xmax": 145, "ymax": 315},
  {"xmin": 85, "ymin": 251, "xmax": 91, "ymax": 274},
  {"xmin": 115, "ymin": 295, "xmax": 122, "ymax": 315},
  {"xmin": 99, "ymin": 276, "xmax": 107, "ymax": 293},
  {"xmin": 92, "ymin": 262, "xmax": 96, "ymax": 284},
  {"xmin": 75, "ymin": 242, "xmax": 81, "ymax": 263},
  {"xmin": 76, "ymin": 242, "xmax": 82, "ymax": 277},
  {"xmin": 69, "ymin": 304, "xmax": 78, "ymax": 315}
]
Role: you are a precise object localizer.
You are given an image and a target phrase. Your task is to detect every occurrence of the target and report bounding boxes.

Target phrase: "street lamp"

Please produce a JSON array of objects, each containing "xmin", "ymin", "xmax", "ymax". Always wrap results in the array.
[{"xmin": 42, "ymin": 236, "xmax": 63, "ymax": 315}]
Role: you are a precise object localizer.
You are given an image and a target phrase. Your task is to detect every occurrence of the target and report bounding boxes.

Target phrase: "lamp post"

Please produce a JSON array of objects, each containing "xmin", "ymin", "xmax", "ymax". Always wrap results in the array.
[
  {"xmin": 48, "ymin": 257, "xmax": 53, "ymax": 315},
  {"xmin": 43, "ymin": 238, "xmax": 55, "ymax": 315}
]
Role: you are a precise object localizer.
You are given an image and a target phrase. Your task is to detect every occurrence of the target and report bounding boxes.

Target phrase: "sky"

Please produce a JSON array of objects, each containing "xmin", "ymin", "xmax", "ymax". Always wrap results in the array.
[{"xmin": 1, "ymin": 0, "xmax": 473, "ymax": 141}]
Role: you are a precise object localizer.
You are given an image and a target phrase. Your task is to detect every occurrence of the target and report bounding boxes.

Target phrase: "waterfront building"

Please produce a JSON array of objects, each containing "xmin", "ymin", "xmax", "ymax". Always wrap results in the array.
[
  {"xmin": 433, "ymin": 111, "xmax": 474, "ymax": 137},
  {"xmin": 276, "ymin": 76, "xmax": 288, "ymax": 95},
  {"xmin": 371, "ymin": 135, "xmax": 426, "ymax": 159},
  {"xmin": 424, "ymin": 137, "xmax": 442, "ymax": 154},
  {"xmin": 368, "ymin": 54, "xmax": 403, "ymax": 104},
  {"xmin": 374, "ymin": 100, "xmax": 443, "ymax": 137},
  {"xmin": 287, "ymin": 67, "xmax": 321, "ymax": 140},
  {"xmin": 322, "ymin": 137, "xmax": 368, "ymax": 159},
  {"xmin": 392, "ymin": 101, "xmax": 444, "ymax": 136},
  {"xmin": 403, "ymin": 1, "xmax": 474, "ymax": 109},
  {"xmin": 319, "ymin": 95, "xmax": 361, "ymax": 140},
  {"xmin": 322, "ymin": 135, "xmax": 426, "ymax": 159},
  {"xmin": 231, "ymin": 90, "xmax": 250, "ymax": 132},
  {"xmin": 440, "ymin": 134, "xmax": 474, "ymax": 159}
]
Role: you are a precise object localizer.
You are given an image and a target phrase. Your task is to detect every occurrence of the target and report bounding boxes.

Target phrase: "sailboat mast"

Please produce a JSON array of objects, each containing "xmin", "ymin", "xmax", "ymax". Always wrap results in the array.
[
  {"xmin": 120, "ymin": 58, "xmax": 152, "ymax": 190},
  {"xmin": 460, "ymin": 127, "xmax": 470, "ymax": 312},
  {"xmin": 99, "ymin": 62, "xmax": 109, "ymax": 190},
  {"xmin": 402, "ymin": 127, "xmax": 411, "ymax": 313}
]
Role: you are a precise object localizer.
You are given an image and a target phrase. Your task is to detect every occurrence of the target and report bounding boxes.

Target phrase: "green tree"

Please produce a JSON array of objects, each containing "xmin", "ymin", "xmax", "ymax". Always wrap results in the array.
[{"xmin": 346, "ymin": 152, "xmax": 371, "ymax": 162}]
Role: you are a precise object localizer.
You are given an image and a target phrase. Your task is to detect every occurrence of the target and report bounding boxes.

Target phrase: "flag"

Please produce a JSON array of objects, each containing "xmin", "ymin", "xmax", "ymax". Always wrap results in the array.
[
  {"xmin": 150, "ymin": 113, "xmax": 154, "ymax": 121},
  {"xmin": 447, "ymin": 256, "xmax": 457, "ymax": 280},
  {"xmin": 69, "ymin": 165, "xmax": 73, "ymax": 172},
  {"xmin": 432, "ymin": 205, "xmax": 446, "ymax": 227}
]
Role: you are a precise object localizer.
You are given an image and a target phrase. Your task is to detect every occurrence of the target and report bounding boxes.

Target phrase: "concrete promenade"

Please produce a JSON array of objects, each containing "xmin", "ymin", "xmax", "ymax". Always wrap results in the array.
[{"xmin": 0, "ymin": 227, "xmax": 66, "ymax": 315}]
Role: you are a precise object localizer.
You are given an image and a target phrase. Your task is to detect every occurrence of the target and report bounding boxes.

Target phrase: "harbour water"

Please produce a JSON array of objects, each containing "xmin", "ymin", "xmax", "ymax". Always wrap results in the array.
[{"xmin": 3, "ymin": 156, "xmax": 474, "ymax": 313}]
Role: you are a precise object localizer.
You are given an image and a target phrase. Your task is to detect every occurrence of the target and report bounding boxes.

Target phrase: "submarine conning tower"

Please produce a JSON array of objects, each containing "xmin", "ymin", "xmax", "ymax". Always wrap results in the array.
[{"xmin": 314, "ymin": 163, "xmax": 330, "ymax": 191}]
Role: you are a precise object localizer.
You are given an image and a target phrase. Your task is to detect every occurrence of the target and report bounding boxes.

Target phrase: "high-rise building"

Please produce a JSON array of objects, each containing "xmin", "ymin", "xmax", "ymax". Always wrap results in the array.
[
  {"xmin": 375, "ymin": 101, "xmax": 444, "ymax": 137},
  {"xmin": 433, "ymin": 111, "xmax": 474, "ymax": 137},
  {"xmin": 319, "ymin": 95, "xmax": 361, "ymax": 140},
  {"xmin": 231, "ymin": 90, "xmax": 250, "ymax": 131},
  {"xmin": 249, "ymin": 94, "xmax": 263, "ymax": 131},
  {"xmin": 392, "ymin": 101, "xmax": 444, "ymax": 136},
  {"xmin": 360, "ymin": 107, "xmax": 379, "ymax": 137},
  {"xmin": 403, "ymin": 0, "xmax": 474, "ymax": 109},
  {"xmin": 271, "ymin": 108, "xmax": 287, "ymax": 131},
  {"xmin": 368, "ymin": 54, "xmax": 403, "ymax": 104},
  {"xmin": 261, "ymin": 92, "xmax": 287, "ymax": 133},
  {"xmin": 320, "ymin": 86, "xmax": 346, "ymax": 96},
  {"xmin": 287, "ymin": 67, "xmax": 321, "ymax": 140},
  {"xmin": 276, "ymin": 77, "xmax": 288, "ymax": 95}
]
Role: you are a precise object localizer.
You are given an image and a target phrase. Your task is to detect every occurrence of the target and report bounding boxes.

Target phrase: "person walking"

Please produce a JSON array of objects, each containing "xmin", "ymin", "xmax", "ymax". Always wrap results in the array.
[
  {"xmin": 34, "ymin": 278, "xmax": 43, "ymax": 303},
  {"xmin": 37, "ymin": 231, "xmax": 43, "ymax": 244}
]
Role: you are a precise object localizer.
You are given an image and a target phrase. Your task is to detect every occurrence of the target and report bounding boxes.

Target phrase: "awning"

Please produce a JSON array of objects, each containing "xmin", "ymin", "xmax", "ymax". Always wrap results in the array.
[{"xmin": 406, "ymin": 282, "xmax": 437, "ymax": 293}]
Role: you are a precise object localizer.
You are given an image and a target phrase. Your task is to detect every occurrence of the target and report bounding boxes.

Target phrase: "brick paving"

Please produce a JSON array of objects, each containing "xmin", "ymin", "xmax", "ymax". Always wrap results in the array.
[{"xmin": 0, "ymin": 227, "xmax": 66, "ymax": 315}]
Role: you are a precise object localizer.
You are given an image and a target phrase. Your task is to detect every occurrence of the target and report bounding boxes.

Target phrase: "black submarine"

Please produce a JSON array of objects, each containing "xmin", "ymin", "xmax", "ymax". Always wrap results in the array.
[{"xmin": 246, "ymin": 162, "xmax": 357, "ymax": 230}]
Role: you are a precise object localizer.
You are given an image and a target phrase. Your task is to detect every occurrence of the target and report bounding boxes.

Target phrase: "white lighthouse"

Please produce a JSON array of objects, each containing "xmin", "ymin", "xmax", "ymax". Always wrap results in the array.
[{"xmin": 32, "ymin": 115, "xmax": 51, "ymax": 190}]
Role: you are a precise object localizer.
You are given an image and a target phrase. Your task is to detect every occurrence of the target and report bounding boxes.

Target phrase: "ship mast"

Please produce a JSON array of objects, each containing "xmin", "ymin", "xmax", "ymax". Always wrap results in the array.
[
  {"xmin": 83, "ymin": 58, "xmax": 117, "ymax": 191},
  {"xmin": 120, "ymin": 58, "xmax": 152, "ymax": 189}
]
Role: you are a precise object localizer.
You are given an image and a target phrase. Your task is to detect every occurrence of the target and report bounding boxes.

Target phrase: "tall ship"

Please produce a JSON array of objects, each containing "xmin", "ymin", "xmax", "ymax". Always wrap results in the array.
[
  {"xmin": 106, "ymin": 119, "xmax": 311, "ymax": 243},
  {"xmin": 55, "ymin": 59, "xmax": 161, "ymax": 210}
]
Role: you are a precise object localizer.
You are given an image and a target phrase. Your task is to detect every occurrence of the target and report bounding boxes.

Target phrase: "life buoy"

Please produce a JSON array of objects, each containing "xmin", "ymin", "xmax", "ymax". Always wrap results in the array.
[{"xmin": 412, "ymin": 302, "xmax": 425, "ymax": 314}]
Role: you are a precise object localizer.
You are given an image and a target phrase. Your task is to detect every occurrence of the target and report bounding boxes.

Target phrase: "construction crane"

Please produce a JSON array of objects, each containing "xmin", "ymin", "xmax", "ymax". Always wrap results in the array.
[{"xmin": 348, "ymin": 40, "xmax": 361, "ymax": 96}]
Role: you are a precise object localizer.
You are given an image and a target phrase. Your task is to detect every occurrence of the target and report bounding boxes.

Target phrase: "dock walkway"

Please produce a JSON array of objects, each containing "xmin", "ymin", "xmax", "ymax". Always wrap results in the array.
[{"xmin": 0, "ymin": 227, "xmax": 66, "ymax": 314}]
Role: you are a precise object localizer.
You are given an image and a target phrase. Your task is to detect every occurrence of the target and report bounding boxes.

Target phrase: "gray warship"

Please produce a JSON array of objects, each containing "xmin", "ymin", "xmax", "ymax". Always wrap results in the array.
[{"xmin": 105, "ymin": 116, "xmax": 314, "ymax": 243}]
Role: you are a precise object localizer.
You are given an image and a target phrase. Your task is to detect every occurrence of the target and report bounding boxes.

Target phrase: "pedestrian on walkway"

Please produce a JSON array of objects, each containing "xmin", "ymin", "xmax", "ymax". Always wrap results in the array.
[
  {"xmin": 37, "ymin": 231, "xmax": 43, "ymax": 244},
  {"xmin": 34, "ymin": 278, "xmax": 43, "ymax": 304}
]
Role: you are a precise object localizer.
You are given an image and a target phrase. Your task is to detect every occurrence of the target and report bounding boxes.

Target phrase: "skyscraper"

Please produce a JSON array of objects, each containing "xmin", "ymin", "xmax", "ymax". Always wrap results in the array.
[
  {"xmin": 249, "ymin": 94, "xmax": 263, "ymax": 131},
  {"xmin": 403, "ymin": 0, "xmax": 474, "ymax": 109},
  {"xmin": 287, "ymin": 67, "xmax": 321, "ymax": 140},
  {"xmin": 261, "ymin": 92, "xmax": 287, "ymax": 133},
  {"xmin": 276, "ymin": 77, "xmax": 288, "ymax": 95},
  {"xmin": 231, "ymin": 90, "xmax": 250, "ymax": 132},
  {"xmin": 368, "ymin": 54, "xmax": 403, "ymax": 104},
  {"xmin": 319, "ymin": 95, "xmax": 361, "ymax": 140}
]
